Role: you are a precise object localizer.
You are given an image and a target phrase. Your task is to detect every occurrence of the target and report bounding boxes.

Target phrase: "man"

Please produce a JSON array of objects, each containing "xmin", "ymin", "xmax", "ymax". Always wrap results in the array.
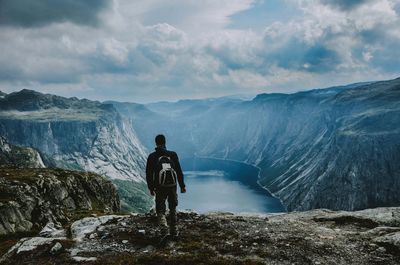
[{"xmin": 146, "ymin": 134, "xmax": 186, "ymax": 238}]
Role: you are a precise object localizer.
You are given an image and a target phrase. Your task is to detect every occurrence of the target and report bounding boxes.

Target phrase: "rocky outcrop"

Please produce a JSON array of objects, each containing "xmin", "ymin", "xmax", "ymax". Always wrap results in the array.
[
  {"xmin": 0, "ymin": 168, "xmax": 120, "ymax": 236},
  {"xmin": 0, "ymin": 136, "xmax": 45, "ymax": 169},
  {"xmin": 1, "ymin": 207, "xmax": 400, "ymax": 264}
]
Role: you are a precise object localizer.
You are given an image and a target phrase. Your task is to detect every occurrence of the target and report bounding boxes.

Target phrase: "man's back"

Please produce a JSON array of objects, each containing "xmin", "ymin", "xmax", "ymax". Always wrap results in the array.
[
  {"xmin": 145, "ymin": 134, "xmax": 186, "ymax": 238},
  {"xmin": 146, "ymin": 146, "xmax": 185, "ymax": 192}
]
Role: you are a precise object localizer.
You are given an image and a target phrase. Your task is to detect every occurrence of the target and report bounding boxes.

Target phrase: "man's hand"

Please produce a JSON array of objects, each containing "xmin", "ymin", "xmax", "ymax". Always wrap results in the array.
[
  {"xmin": 180, "ymin": 186, "xmax": 186, "ymax": 193},
  {"xmin": 149, "ymin": 189, "xmax": 155, "ymax": 196}
]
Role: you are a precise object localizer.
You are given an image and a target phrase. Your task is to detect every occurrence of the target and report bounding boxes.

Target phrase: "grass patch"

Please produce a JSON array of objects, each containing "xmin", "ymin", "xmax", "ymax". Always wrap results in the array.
[
  {"xmin": 112, "ymin": 179, "xmax": 153, "ymax": 213},
  {"xmin": 89, "ymin": 252, "xmax": 265, "ymax": 265}
]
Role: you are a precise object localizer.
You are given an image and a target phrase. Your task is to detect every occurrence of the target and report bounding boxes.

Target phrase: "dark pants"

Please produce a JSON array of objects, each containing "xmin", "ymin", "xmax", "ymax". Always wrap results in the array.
[{"xmin": 155, "ymin": 186, "xmax": 178, "ymax": 233}]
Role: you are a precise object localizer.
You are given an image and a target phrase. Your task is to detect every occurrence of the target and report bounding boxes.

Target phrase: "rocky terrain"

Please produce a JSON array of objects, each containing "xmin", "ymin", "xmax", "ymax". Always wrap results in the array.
[
  {"xmin": 0, "ymin": 137, "xmax": 120, "ymax": 236},
  {"xmin": 0, "ymin": 168, "xmax": 120, "ymax": 236},
  {"xmin": 0, "ymin": 89, "xmax": 152, "ymax": 212},
  {"xmin": 0, "ymin": 136, "xmax": 45, "ymax": 169},
  {"xmin": 0, "ymin": 207, "xmax": 399, "ymax": 264},
  {"xmin": 112, "ymin": 77, "xmax": 400, "ymax": 212}
]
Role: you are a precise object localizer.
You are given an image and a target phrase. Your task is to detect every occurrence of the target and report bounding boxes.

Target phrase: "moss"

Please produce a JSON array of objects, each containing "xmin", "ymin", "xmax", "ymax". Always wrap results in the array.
[
  {"xmin": 86, "ymin": 252, "xmax": 265, "ymax": 265},
  {"xmin": 0, "ymin": 239, "xmax": 76, "ymax": 265},
  {"xmin": 0, "ymin": 169, "xmax": 40, "ymax": 183},
  {"xmin": 314, "ymin": 215, "xmax": 379, "ymax": 229},
  {"xmin": 0, "ymin": 191, "xmax": 15, "ymax": 201},
  {"xmin": 0, "ymin": 230, "xmax": 41, "ymax": 257}
]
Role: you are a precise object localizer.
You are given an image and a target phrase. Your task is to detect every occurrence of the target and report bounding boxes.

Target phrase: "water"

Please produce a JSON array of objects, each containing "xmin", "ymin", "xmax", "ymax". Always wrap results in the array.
[{"xmin": 178, "ymin": 157, "xmax": 285, "ymax": 214}]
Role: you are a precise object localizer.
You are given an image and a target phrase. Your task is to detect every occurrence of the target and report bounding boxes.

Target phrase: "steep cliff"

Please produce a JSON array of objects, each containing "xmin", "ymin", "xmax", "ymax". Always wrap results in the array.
[
  {"xmin": 113, "ymin": 78, "xmax": 400, "ymax": 212},
  {"xmin": 0, "ymin": 89, "xmax": 146, "ymax": 181},
  {"xmin": 0, "ymin": 89, "xmax": 152, "ymax": 212}
]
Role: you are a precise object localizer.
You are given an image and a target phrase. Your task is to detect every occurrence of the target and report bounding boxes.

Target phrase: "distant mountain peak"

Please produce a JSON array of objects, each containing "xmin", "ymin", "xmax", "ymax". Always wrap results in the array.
[{"xmin": 0, "ymin": 89, "xmax": 104, "ymax": 111}]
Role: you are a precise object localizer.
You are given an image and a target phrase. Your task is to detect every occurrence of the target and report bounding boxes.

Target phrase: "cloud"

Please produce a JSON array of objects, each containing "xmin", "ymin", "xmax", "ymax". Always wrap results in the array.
[
  {"xmin": 0, "ymin": 0, "xmax": 109, "ymax": 27},
  {"xmin": 320, "ymin": 0, "xmax": 371, "ymax": 10},
  {"xmin": 0, "ymin": 0, "xmax": 399, "ymax": 102}
]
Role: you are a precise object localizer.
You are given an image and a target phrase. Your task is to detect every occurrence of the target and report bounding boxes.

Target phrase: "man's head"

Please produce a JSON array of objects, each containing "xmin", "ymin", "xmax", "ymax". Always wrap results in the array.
[{"xmin": 155, "ymin": 134, "xmax": 166, "ymax": 147}]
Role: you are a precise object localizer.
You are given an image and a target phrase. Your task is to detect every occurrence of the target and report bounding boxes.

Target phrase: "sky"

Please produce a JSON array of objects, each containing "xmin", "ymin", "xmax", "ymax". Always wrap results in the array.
[{"xmin": 0, "ymin": 0, "xmax": 399, "ymax": 103}]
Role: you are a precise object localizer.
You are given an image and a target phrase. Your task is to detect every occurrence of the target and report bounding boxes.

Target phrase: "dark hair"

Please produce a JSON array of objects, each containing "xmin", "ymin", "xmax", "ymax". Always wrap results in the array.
[{"xmin": 155, "ymin": 134, "xmax": 166, "ymax": 146}]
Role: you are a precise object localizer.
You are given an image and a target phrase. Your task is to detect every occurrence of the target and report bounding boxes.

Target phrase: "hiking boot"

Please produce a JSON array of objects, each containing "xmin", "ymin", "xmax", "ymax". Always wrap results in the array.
[
  {"xmin": 170, "ymin": 226, "xmax": 179, "ymax": 238},
  {"xmin": 158, "ymin": 214, "xmax": 169, "ymax": 237}
]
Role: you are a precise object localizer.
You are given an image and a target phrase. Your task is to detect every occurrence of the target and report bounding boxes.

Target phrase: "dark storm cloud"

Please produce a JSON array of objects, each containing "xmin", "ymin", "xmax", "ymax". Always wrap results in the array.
[
  {"xmin": 261, "ymin": 36, "xmax": 341, "ymax": 73},
  {"xmin": 321, "ymin": 0, "xmax": 371, "ymax": 11},
  {"xmin": 0, "ymin": 0, "xmax": 110, "ymax": 27}
]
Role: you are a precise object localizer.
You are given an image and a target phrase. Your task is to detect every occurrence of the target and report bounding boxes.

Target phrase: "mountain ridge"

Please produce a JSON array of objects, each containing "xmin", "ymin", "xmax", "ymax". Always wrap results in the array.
[
  {"xmin": 111, "ymin": 77, "xmax": 400, "ymax": 212},
  {"xmin": 0, "ymin": 90, "xmax": 152, "ymax": 212}
]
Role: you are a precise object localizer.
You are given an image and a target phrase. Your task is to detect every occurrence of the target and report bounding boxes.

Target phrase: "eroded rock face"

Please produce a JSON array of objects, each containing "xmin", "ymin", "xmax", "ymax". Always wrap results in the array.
[
  {"xmin": 0, "ymin": 168, "xmax": 120, "ymax": 236},
  {"xmin": 0, "ymin": 89, "xmax": 147, "ymax": 182},
  {"xmin": 0, "ymin": 136, "xmax": 45, "ymax": 169},
  {"xmin": 0, "ymin": 89, "xmax": 152, "ymax": 212},
  {"xmin": 1, "ymin": 207, "xmax": 400, "ymax": 264}
]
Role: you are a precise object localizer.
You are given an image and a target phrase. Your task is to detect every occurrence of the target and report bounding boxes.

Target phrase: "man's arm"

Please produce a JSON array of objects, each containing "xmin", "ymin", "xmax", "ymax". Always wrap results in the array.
[
  {"xmin": 172, "ymin": 152, "xmax": 185, "ymax": 190},
  {"xmin": 145, "ymin": 154, "xmax": 155, "ymax": 194}
]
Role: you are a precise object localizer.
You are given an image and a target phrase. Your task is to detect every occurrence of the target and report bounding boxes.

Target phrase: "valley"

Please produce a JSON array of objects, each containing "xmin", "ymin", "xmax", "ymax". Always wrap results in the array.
[
  {"xmin": 112, "ymin": 77, "xmax": 400, "ymax": 212},
  {"xmin": 179, "ymin": 157, "xmax": 285, "ymax": 213}
]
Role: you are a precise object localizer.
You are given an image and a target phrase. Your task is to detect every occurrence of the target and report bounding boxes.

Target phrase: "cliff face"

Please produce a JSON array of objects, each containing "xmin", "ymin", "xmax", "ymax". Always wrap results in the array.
[
  {"xmin": 1, "ymin": 208, "xmax": 400, "ymax": 264},
  {"xmin": 113, "ymin": 78, "xmax": 400, "ymax": 212},
  {"xmin": 0, "ymin": 89, "xmax": 147, "ymax": 181},
  {"xmin": 255, "ymin": 79, "xmax": 400, "ymax": 211},
  {"xmin": 0, "ymin": 89, "xmax": 152, "ymax": 212}
]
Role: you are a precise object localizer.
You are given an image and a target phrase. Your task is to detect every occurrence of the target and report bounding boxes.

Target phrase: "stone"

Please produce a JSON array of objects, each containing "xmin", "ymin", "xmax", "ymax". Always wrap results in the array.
[
  {"xmin": 70, "ymin": 215, "xmax": 123, "ymax": 241},
  {"xmin": 373, "ymin": 232, "xmax": 400, "ymax": 251},
  {"xmin": 39, "ymin": 222, "xmax": 66, "ymax": 238},
  {"xmin": 50, "ymin": 242, "xmax": 63, "ymax": 254},
  {"xmin": 15, "ymin": 237, "xmax": 65, "ymax": 254},
  {"xmin": 72, "ymin": 256, "xmax": 97, "ymax": 262}
]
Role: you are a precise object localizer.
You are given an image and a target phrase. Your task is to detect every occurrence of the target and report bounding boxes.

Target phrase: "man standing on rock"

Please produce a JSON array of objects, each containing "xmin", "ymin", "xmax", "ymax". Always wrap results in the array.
[{"xmin": 146, "ymin": 134, "xmax": 186, "ymax": 238}]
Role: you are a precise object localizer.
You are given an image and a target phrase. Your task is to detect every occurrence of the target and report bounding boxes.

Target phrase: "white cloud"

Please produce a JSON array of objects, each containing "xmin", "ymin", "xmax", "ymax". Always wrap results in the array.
[{"xmin": 0, "ymin": 0, "xmax": 399, "ymax": 102}]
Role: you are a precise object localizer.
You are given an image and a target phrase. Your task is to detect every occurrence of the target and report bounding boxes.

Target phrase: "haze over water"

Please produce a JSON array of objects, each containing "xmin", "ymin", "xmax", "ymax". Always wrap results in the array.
[{"xmin": 179, "ymin": 158, "xmax": 285, "ymax": 214}]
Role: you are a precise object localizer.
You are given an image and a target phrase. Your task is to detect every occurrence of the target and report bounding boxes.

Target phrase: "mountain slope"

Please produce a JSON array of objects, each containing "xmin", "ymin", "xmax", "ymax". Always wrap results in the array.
[
  {"xmin": 0, "ymin": 89, "xmax": 146, "ymax": 180},
  {"xmin": 112, "ymin": 78, "xmax": 400, "ymax": 212},
  {"xmin": 0, "ymin": 90, "xmax": 152, "ymax": 212},
  {"xmin": 0, "ymin": 138, "xmax": 120, "ymax": 236}
]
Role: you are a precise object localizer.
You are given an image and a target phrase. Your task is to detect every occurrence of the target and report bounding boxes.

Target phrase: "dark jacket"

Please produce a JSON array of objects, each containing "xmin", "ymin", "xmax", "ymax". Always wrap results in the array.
[{"xmin": 146, "ymin": 146, "xmax": 185, "ymax": 191}]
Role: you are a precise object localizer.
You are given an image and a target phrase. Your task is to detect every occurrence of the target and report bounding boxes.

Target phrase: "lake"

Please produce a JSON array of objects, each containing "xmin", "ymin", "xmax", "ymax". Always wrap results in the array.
[{"xmin": 178, "ymin": 157, "xmax": 285, "ymax": 214}]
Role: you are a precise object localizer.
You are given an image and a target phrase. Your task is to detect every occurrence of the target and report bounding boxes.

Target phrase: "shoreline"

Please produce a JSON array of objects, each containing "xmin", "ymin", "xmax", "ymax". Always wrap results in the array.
[{"xmin": 182, "ymin": 155, "xmax": 287, "ymax": 213}]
